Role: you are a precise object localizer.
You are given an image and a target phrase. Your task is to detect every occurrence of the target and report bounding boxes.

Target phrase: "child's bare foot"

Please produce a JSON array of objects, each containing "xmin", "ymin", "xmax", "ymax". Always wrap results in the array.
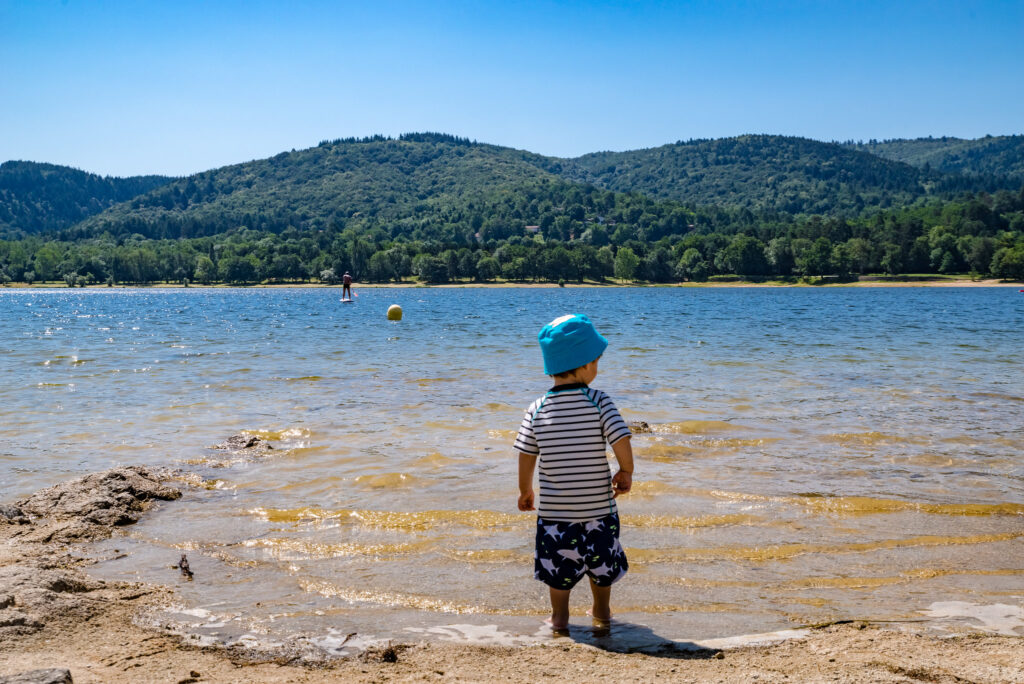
[
  {"xmin": 586, "ymin": 608, "xmax": 613, "ymax": 626},
  {"xmin": 544, "ymin": 616, "xmax": 570, "ymax": 631}
]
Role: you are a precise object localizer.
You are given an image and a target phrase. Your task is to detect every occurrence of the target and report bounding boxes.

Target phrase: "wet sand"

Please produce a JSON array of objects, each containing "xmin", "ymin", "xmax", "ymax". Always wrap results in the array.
[
  {"xmin": 6, "ymin": 612, "xmax": 1024, "ymax": 683},
  {"xmin": 2, "ymin": 468, "xmax": 1022, "ymax": 683}
]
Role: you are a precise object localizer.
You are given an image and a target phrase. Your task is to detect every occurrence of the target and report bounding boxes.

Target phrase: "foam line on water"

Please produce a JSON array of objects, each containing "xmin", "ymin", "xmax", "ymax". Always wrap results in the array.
[
  {"xmin": 628, "ymin": 531, "xmax": 1024, "ymax": 563},
  {"xmin": 704, "ymin": 490, "xmax": 1024, "ymax": 517}
]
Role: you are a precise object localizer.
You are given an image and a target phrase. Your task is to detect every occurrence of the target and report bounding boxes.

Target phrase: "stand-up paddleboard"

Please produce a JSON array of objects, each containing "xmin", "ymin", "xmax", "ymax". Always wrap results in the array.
[{"xmin": 340, "ymin": 298, "xmax": 354, "ymax": 303}]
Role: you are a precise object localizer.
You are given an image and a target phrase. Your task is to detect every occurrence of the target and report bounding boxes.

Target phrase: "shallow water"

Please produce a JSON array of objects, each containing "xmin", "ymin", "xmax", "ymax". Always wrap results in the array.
[{"xmin": 1, "ymin": 287, "xmax": 1022, "ymax": 649}]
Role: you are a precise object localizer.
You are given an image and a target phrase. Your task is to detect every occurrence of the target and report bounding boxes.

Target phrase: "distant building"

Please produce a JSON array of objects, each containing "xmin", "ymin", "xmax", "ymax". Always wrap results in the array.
[{"xmin": 525, "ymin": 225, "xmax": 540, "ymax": 233}]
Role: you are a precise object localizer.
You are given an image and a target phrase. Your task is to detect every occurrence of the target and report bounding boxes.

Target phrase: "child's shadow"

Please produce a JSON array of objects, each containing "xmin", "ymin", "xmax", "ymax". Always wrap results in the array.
[{"xmin": 550, "ymin": 619, "xmax": 721, "ymax": 659}]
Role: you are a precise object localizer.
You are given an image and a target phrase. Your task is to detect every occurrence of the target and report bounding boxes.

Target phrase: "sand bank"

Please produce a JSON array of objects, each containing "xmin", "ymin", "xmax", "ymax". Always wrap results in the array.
[
  {"xmin": 3, "ymin": 277, "xmax": 1021, "ymax": 289},
  {"xmin": 2, "ymin": 468, "xmax": 1022, "ymax": 683}
]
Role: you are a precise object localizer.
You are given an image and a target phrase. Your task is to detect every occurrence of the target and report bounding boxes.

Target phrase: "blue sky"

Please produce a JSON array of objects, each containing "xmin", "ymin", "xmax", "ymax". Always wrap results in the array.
[{"xmin": 2, "ymin": 0, "xmax": 1022, "ymax": 177}]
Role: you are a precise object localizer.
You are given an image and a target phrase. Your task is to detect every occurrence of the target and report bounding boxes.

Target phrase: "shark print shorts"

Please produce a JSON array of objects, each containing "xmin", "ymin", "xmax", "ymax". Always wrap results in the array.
[{"xmin": 534, "ymin": 513, "xmax": 628, "ymax": 589}]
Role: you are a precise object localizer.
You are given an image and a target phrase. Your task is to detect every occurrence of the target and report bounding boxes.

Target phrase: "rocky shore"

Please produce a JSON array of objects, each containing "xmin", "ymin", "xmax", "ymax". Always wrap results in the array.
[{"xmin": 2, "ymin": 466, "xmax": 1023, "ymax": 683}]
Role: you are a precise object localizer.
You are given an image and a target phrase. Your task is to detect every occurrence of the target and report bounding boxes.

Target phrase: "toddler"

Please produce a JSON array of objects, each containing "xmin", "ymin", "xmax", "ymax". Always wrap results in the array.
[{"xmin": 514, "ymin": 314, "xmax": 634, "ymax": 630}]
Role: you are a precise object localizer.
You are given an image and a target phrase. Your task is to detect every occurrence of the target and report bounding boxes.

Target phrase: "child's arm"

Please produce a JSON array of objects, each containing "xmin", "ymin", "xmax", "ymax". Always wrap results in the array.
[
  {"xmin": 611, "ymin": 436, "xmax": 633, "ymax": 497},
  {"xmin": 517, "ymin": 452, "xmax": 537, "ymax": 511}
]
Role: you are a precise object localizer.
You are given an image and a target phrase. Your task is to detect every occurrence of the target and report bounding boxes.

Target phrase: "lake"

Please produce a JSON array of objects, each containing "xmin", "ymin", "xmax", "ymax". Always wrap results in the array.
[{"xmin": 1, "ymin": 286, "xmax": 1022, "ymax": 650}]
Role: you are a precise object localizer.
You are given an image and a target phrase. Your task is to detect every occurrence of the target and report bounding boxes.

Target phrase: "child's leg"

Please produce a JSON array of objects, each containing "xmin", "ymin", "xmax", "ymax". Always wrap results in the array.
[
  {"xmin": 588, "ymin": 577, "xmax": 612, "ymax": 622},
  {"xmin": 548, "ymin": 587, "xmax": 571, "ymax": 629}
]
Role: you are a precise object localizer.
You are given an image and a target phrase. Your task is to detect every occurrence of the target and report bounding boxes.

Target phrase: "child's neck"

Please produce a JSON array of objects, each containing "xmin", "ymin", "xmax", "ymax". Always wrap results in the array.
[{"xmin": 551, "ymin": 373, "xmax": 588, "ymax": 387}]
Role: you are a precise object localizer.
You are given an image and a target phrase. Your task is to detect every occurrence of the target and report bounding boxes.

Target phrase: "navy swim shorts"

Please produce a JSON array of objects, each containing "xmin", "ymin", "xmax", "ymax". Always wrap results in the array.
[{"xmin": 534, "ymin": 512, "xmax": 628, "ymax": 589}]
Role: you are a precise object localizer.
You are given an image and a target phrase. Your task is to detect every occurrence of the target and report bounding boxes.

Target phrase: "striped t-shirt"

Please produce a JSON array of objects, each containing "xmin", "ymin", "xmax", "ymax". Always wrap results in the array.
[{"xmin": 514, "ymin": 383, "xmax": 632, "ymax": 522}]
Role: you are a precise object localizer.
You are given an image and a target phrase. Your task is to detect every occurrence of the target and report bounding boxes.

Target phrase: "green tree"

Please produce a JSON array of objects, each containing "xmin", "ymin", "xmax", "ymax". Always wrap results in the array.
[
  {"xmin": 540, "ymin": 245, "xmax": 574, "ymax": 282},
  {"xmin": 964, "ymin": 236, "xmax": 996, "ymax": 274},
  {"xmin": 675, "ymin": 247, "xmax": 708, "ymax": 281},
  {"xmin": 613, "ymin": 247, "xmax": 640, "ymax": 281},
  {"xmin": 766, "ymin": 238, "xmax": 795, "ymax": 276},
  {"xmin": 845, "ymin": 238, "xmax": 875, "ymax": 274},
  {"xmin": 568, "ymin": 244, "xmax": 599, "ymax": 282},
  {"xmin": 475, "ymin": 256, "xmax": 500, "ymax": 281},
  {"xmin": 596, "ymin": 246, "xmax": 615, "ymax": 279},
  {"xmin": 457, "ymin": 249, "xmax": 478, "ymax": 281},
  {"xmin": 34, "ymin": 243, "xmax": 64, "ymax": 281},
  {"xmin": 990, "ymin": 246, "xmax": 1024, "ymax": 280},
  {"xmin": 643, "ymin": 246, "xmax": 674, "ymax": 282},
  {"xmin": 501, "ymin": 257, "xmax": 528, "ymax": 281},
  {"xmin": 366, "ymin": 251, "xmax": 397, "ymax": 282},
  {"xmin": 831, "ymin": 242, "xmax": 851, "ymax": 276},
  {"xmin": 880, "ymin": 243, "xmax": 903, "ymax": 275},
  {"xmin": 795, "ymin": 237, "xmax": 834, "ymax": 275},
  {"xmin": 194, "ymin": 256, "xmax": 216, "ymax": 284},
  {"xmin": 269, "ymin": 254, "xmax": 304, "ymax": 282},
  {"xmin": 715, "ymin": 235, "xmax": 768, "ymax": 276},
  {"xmin": 412, "ymin": 254, "xmax": 448, "ymax": 283},
  {"xmin": 219, "ymin": 255, "xmax": 259, "ymax": 284}
]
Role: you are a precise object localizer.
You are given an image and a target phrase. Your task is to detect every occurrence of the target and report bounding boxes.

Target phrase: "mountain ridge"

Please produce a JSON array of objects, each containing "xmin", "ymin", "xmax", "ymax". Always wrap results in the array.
[
  {"xmin": 0, "ymin": 161, "xmax": 174, "ymax": 236},
  {"xmin": 3, "ymin": 133, "xmax": 1022, "ymax": 239}
]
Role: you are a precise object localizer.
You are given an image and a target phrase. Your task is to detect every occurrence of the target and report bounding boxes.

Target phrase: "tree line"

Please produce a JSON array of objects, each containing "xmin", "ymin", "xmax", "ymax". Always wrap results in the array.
[{"xmin": 2, "ymin": 188, "xmax": 1022, "ymax": 286}]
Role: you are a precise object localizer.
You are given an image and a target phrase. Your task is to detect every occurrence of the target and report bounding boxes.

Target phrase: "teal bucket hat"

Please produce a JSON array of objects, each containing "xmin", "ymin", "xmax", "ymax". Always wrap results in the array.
[{"xmin": 538, "ymin": 314, "xmax": 608, "ymax": 375}]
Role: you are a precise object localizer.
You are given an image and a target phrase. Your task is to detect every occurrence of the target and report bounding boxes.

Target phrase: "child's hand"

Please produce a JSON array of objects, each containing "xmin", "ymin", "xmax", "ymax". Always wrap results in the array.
[
  {"xmin": 518, "ymin": 489, "xmax": 535, "ymax": 511},
  {"xmin": 612, "ymin": 470, "xmax": 632, "ymax": 497}
]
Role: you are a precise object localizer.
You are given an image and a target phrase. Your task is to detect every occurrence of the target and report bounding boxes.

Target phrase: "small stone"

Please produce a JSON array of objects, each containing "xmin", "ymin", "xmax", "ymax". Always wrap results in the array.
[
  {"xmin": 0, "ymin": 608, "xmax": 43, "ymax": 630},
  {"xmin": 0, "ymin": 504, "xmax": 29, "ymax": 525},
  {"xmin": 0, "ymin": 667, "xmax": 71, "ymax": 683},
  {"xmin": 715, "ymin": 651, "xmax": 725, "ymax": 659},
  {"xmin": 214, "ymin": 434, "xmax": 263, "ymax": 450}
]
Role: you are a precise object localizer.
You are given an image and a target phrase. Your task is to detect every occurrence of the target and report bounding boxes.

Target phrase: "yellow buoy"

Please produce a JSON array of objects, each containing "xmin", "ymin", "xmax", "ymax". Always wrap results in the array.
[{"xmin": 387, "ymin": 304, "xmax": 403, "ymax": 321}]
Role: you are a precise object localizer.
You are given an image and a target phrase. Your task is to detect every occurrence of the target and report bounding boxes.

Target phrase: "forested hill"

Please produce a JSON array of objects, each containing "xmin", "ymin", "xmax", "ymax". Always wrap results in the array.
[
  {"xmin": 559, "ymin": 135, "xmax": 1008, "ymax": 214},
  {"xmin": 68, "ymin": 134, "xmax": 570, "ymax": 241},
  {"xmin": 6, "ymin": 133, "xmax": 1024, "ymax": 240},
  {"xmin": 0, "ymin": 161, "xmax": 173, "ymax": 237},
  {"xmin": 844, "ymin": 135, "xmax": 1024, "ymax": 180}
]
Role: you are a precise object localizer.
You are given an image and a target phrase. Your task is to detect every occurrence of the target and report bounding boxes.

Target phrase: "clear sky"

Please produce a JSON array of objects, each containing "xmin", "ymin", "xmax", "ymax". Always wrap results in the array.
[{"xmin": 2, "ymin": 0, "xmax": 1022, "ymax": 177}]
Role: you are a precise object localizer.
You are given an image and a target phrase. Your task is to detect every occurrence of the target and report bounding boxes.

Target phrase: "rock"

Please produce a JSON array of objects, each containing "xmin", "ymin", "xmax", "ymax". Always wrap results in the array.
[
  {"xmin": 0, "ymin": 562, "xmax": 99, "ymax": 597},
  {"xmin": 0, "ymin": 504, "xmax": 29, "ymax": 525},
  {"xmin": 0, "ymin": 564, "xmax": 105, "ymax": 628},
  {"xmin": 177, "ymin": 554, "xmax": 193, "ymax": 580},
  {"xmin": 213, "ymin": 433, "xmax": 272, "ymax": 451},
  {"xmin": 0, "ymin": 608, "xmax": 43, "ymax": 631},
  {"xmin": 14, "ymin": 466, "xmax": 180, "ymax": 543},
  {"xmin": 0, "ymin": 669, "xmax": 73, "ymax": 684},
  {"xmin": 0, "ymin": 468, "xmax": 183, "ymax": 644},
  {"xmin": 628, "ymin": 420, "xmax": 652, "ymax": 434}
]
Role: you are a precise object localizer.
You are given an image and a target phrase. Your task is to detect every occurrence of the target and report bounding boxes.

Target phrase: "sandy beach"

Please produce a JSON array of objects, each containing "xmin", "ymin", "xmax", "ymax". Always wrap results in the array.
[
  {"xmin": 2, "ymin": 467, "xmax": 1022, "ymax": 684},
  {"xmin": 2, "ymin": 277, "xmax": 1021, "ymax": 290}
]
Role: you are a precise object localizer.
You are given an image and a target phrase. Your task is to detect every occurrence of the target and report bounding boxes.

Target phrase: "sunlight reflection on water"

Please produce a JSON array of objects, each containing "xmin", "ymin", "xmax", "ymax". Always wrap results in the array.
[{"xmin": 1, "ymin": 286, "xmax": 1022, "ymax": 644}]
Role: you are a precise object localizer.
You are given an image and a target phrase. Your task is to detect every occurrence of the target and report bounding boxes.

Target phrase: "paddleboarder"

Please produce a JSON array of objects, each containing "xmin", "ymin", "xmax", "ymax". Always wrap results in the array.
[{"xmin": 342, "ymin": 271, "xmax": 353, "ymax": 300}]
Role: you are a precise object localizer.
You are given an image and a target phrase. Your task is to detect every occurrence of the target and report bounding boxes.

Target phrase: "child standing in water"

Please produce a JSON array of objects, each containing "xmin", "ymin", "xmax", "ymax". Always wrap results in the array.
[{"xmin": 514, "ymin": 314, "xmax": 634, "ymax": 630}]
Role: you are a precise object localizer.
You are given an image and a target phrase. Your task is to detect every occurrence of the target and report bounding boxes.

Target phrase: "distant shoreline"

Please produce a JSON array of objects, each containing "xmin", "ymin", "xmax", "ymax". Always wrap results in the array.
[{"xmin": 2, "ymin": 277, "xmax": 1021, "ymax": 290}]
